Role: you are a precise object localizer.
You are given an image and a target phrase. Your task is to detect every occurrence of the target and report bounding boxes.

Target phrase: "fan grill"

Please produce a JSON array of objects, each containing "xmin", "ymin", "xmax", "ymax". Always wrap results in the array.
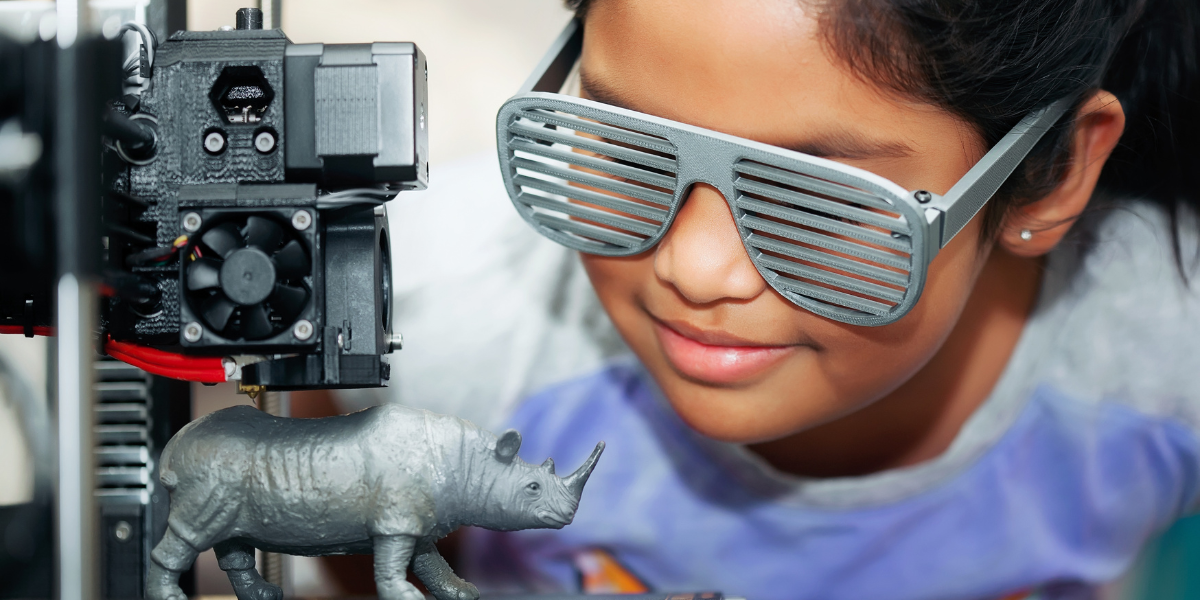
[{"xmin": 184, "ymin": 214, "xmax": 312, "ymax": 341}]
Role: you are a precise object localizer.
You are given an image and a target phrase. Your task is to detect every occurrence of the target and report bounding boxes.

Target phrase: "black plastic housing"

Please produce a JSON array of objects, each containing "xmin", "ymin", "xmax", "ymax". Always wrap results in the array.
[{"xmin": 102, "ymin": 24, "xmax": 421, "ymax": 388}]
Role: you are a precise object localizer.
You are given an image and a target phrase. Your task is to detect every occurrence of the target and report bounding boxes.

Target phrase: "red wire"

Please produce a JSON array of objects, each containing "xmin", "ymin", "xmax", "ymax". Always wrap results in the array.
[
  {"xmin": 0, "ymin": 325, "xmax": 229, "ymax": 384},
  {"xmin": 0, "ymin": 325, "xmax": 55, "ymax": 336},
  {"xmin": 104, "ymin": 347, "xmax": 227, "ymax": 384},
  {"xmin": 102, "ymin": 337, "xmax": 227, "ymax": 384},
  {"xmin": 105, "ymin": 337, "xmax": 224, "ymax": 369}
]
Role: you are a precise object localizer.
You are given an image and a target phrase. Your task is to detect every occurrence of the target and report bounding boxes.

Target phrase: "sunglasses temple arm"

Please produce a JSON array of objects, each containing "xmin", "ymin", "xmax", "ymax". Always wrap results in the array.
[
  {"xmin": 925, "ymin": 97, "xmax": 1074, "ymax": 249},
  {"xmin": 518, "ymin": 18, "xmax": 584, "ymax": 94}
]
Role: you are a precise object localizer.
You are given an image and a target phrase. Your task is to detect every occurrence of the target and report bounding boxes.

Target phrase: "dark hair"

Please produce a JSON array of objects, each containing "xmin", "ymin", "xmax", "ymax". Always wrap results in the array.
[{"xmin": 565, "ymin": 0, "xmax": 1200, "ymax": 269}]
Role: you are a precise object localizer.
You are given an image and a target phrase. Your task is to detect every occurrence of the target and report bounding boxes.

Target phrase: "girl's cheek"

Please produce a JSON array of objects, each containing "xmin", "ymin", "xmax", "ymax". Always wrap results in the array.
[{"xmin": 823, "ymin": 218, "xmax": 993, "ymax": 394}]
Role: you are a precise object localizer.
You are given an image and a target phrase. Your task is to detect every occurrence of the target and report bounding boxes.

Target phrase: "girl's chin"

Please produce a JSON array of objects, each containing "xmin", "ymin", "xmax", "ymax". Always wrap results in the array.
[
  {"xmin": 653, "ymin": 321, "xmax": 797, "ymax": 386},
  {"xmin": 657, "ymin": 386, "xmax": 795, "ymax": 444}
]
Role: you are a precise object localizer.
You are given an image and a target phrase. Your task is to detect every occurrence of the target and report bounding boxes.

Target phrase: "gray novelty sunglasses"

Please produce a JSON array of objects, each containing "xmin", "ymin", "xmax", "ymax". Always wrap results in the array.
[{"xmin": 496, "ymin": 20, "xmax": 1070, "ymax": 326}]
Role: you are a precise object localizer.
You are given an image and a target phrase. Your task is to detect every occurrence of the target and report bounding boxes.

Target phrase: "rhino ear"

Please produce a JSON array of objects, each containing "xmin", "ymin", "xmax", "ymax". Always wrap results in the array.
[{"xmin": 494, "ymin": 430, "xmax": 522, "ymax": 463}]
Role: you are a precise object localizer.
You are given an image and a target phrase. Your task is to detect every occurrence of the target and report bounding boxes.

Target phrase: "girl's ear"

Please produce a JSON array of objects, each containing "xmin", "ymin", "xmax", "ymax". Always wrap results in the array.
[{"xmin": 999, "ymin": 90, "xmax": 1126, "ymax": 257}]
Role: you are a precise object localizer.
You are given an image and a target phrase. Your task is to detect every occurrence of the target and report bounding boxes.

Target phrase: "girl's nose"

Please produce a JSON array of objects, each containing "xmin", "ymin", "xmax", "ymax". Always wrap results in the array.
[{"xmin": 653, "ymin": 184, "xmax": 768, "ymax": 305}]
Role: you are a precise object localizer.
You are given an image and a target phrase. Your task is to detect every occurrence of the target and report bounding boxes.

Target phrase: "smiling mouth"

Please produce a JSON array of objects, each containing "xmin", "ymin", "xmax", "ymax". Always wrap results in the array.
[{"xmin": 652, "ymin": 318, "xmax": 799, "ymax": 385}]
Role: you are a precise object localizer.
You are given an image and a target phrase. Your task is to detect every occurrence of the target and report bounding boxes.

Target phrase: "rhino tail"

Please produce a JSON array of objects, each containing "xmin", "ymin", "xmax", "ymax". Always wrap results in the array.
[
  {"xmin": 159, "ymin": 466, "xmax": 179, "ymax": 490},
  {"xmin": 156, "ymin": 417, "xmax": 197, "ymax": 491},
  {"xmin": 158, "ymin": 437, "xmax": 180, "ymax": 490}
]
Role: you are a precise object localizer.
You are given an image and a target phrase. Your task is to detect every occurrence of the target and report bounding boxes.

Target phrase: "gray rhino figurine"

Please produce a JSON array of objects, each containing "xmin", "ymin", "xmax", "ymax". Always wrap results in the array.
[{"xmin": 145, "ymin": 404, "xmax": 604, "ymax": 600}]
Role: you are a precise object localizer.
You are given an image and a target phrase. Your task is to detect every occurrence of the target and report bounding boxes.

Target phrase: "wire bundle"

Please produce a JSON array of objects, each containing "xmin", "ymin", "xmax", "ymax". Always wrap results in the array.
[
  {"xmin": 0, "ymin": 327, "xmax": 228, "ymax": 383},
  {"xmin": 103, "ymin": 337, "xmax": 227, "ymax": 383},
  {"xmin": 315, "ymin": 187, "xmax": 398, "ymax": 208}
]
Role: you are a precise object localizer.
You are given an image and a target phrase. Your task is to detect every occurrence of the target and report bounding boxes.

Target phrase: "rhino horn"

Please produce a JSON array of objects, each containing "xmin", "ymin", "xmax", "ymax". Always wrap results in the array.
[
  {"xmin": 541, "ymin": 458, "xmax": 556, "ymax": 474},
  {"xmin": 562, "ymin": 441, "xmax": 605, "ymax": 499}
]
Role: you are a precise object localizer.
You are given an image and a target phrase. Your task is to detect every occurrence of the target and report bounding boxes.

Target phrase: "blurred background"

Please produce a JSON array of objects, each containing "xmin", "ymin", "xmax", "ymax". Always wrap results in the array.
[{"xmin": 0, "ymin": 0, "xmax": 1196, "ymax": 598}]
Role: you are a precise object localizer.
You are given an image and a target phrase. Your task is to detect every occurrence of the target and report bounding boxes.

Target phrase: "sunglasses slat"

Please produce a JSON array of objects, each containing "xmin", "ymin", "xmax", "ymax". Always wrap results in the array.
[
  {"xmin": 755, "ymin": 254, "xmax": 905, "ymax": 303},
  {"xmin": 520, "ymin": 109, "xmax": 676, "ymax": 155},
  {"xmin": 735, "ymin": 179, "xmax": 912, "ymax": 235},
  {"xmin": 740, "ymin": 215, "xmax": 911, "ymax": 270},
  {"xmin": 514, "ymin": 176, "xmax": 669, "ymax": 223},
  {"xmin": 745, "ymin": 233, "xmax": 910, "ymax": 286},
  {"xmin": 512, "ymin": 158, "xmax": 674, "ymax": 208},
  {"xmin": 516, "ymin": 189, "xmax": 662, "ymax": 237},
  {"xmin": 735, "ymin": 161, "xmax": 898, "ymax": 212},
  {"xmin": 771, "ymin": 274, "xmax": 893, "ymax": 316},
  {"xmin": 737, "ymin": 197, "xmax": 911, "ymax": 252},
  {"xmin": 509, "ymin": 121, "xmax": 678, "ymax": 173},
  {"xmin": 511, "ymin": 138, "xmax": 678, "ymax": 189},
  {"xmin": 531, "ymin": 212, "xmax": 648, "ymax": 249}
]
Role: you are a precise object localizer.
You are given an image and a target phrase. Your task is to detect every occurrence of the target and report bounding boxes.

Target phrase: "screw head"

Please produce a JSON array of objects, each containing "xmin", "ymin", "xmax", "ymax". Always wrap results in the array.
[
  {"xmin": 388, "ymin": 332, "xmax": 403, "ymax": 352},
  {"xmin": 183, "ymin": 322, "xmax": 203, "ymax": 343},
  {"xmin": 291, "ymin": 210, "xmax": 312, "ymax": 231},
  {"xmin": 181, "ymin": 212, "xmax": 203, "ymax": 233},
  {"xmin": 254, "ymin": 130, "xmax": 276, "ymax": 154},
  {"xmin": 203, "ymin": 130, "xmax": 226, "ymax": 155},
  {"xmin": 914, "ymin": 190, "xmax": 933, "ymax": 204},
  {"xmin": 113, "ymin": 521, "xmax": 132, "ymax": 542},
  {"xmin": 293, "ymin": 319, "xmax": 314, "ymax": 341}
]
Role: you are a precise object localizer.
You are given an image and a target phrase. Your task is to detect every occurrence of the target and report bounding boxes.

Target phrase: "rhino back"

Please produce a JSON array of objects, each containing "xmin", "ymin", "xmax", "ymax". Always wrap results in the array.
[{"xmin": 160, "ymin": 404, "xmax": 485, "ymax": 547}]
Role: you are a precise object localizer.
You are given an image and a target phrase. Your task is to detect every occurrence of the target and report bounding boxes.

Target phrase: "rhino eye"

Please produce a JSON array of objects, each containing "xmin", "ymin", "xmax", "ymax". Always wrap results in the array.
[{"xmin": 526, "ymin": 482, "xmax": 540, "ymax": 493}]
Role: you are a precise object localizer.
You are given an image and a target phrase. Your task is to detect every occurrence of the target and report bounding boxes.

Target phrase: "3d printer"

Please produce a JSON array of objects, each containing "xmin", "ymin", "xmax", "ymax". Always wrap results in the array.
[{"xmin": 0, "ymin": 3, "xmax": 427, "ymax": 597}]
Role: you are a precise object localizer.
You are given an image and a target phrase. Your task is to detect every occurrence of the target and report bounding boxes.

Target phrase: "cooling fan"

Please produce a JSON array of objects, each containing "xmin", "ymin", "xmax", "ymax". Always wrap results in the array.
[{"xmin": 181, "ymin": 211, "xmax": 316, "ymax": 344}]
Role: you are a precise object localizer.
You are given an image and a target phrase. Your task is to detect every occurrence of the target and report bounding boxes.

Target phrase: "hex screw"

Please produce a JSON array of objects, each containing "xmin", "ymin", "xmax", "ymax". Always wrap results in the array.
[
  {"xmin": 203, "ymin": 130, "xmax": 226, "ymax": 155},
  {"xmin": 914, "ymin": 190, "xmax": 933, "ymax": 204},
  {"xmin": 388, "ymin": 332, "xmax": 403, "ymax": 352},
  {"xmin": 291, "ymin": 210, "xmax": 312, "ymax": 231},
  {"xmin": 181, "ymin": 212, "xmax": 203, "ymax": 233},
  {"xmin": 114, "ymin": 521, "xmax": 132, "ymax": 542},
  {"xmin": 183, "ymin": 322, "xmax": 203, "ymax": 343},
  {"xmin": 254, "ymin": 130, "xmax": 276, "ymax": 154},
  {"xmin": 293, "ymin": 320, "xmax": 314, "ymax": 341}
]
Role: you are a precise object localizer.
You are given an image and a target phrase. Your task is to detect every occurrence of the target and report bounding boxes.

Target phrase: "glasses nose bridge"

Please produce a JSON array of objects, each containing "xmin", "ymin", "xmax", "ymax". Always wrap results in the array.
[{"xmin": 668, "ymin": 138, "xmax": 744, "ymax": 222}]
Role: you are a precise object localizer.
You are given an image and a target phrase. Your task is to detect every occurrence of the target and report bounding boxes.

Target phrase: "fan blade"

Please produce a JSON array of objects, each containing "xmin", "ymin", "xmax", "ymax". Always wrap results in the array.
[
  {"xmin": 239, "ymin": 303, "xmax": 274, "ymax": 340},
  {"xmin": 242, "ymin": 216, "xmax": 284, "ymax": 252},
  {"xmin": 269, "ymin": 284, "xmax": 308, "ymax": 321},
  {"xmin": 201, "ymin": 223, "xmax": 242, "ymax": 259},
  {"xmin": 201, "ymin": 295, "xmax": 236, "ymax": 332},
  {"xmin": 272, "ymin": 240, "xmax": 310, "ymax": 280},
  {"xmin": 186, "ymin": 258, "xmax": 222, "ymax": 291}
]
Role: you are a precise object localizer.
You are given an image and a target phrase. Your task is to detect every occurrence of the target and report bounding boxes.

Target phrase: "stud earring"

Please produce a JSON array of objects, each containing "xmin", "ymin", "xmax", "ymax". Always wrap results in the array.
[{"xmin": 1019, "ymin": 229, "xmax": 1033, "ymax": 241}]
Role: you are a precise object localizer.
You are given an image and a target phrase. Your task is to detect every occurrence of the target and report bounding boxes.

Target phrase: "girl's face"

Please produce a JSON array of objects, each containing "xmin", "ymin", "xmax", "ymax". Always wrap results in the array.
[{"xmin": 578, "ymin": 0, "xmax": 1005, "ymax": 444}]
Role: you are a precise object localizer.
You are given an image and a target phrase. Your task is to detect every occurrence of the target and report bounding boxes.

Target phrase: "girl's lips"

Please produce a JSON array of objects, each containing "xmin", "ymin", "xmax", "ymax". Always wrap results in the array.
[{"xmin": 653, "ymin": 320, "xmax": 796, "ymax": 385}]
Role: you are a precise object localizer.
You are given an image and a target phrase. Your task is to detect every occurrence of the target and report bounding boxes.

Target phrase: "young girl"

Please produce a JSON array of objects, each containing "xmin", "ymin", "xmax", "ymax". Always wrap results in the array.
[{"xmin": 462, "ymin": 0, "xmax": 1200, "ymax": 598}]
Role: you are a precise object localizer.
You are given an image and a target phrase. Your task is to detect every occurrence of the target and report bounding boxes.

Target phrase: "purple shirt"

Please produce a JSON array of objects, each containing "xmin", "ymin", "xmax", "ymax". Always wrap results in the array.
[{"xmin": 464, "ymin": 205, "xmax": 1200, "ymax": 600}]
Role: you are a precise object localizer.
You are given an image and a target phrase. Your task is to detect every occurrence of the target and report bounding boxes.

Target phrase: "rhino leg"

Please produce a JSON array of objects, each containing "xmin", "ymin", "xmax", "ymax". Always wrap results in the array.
[
  {"xmin": 373, "ymin": 535, "xmax": 424, "ymax": 600},
  {"xmin": 215, "ymin": 540, "xmax": 282, "ymax": 600},
  {"xmin": 413, "ymin": 540, "xmax": 480, "ymax": 600},
  {"xmin": 146, "ymin": 529, "xmax": 197, "ymax": 600}
]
